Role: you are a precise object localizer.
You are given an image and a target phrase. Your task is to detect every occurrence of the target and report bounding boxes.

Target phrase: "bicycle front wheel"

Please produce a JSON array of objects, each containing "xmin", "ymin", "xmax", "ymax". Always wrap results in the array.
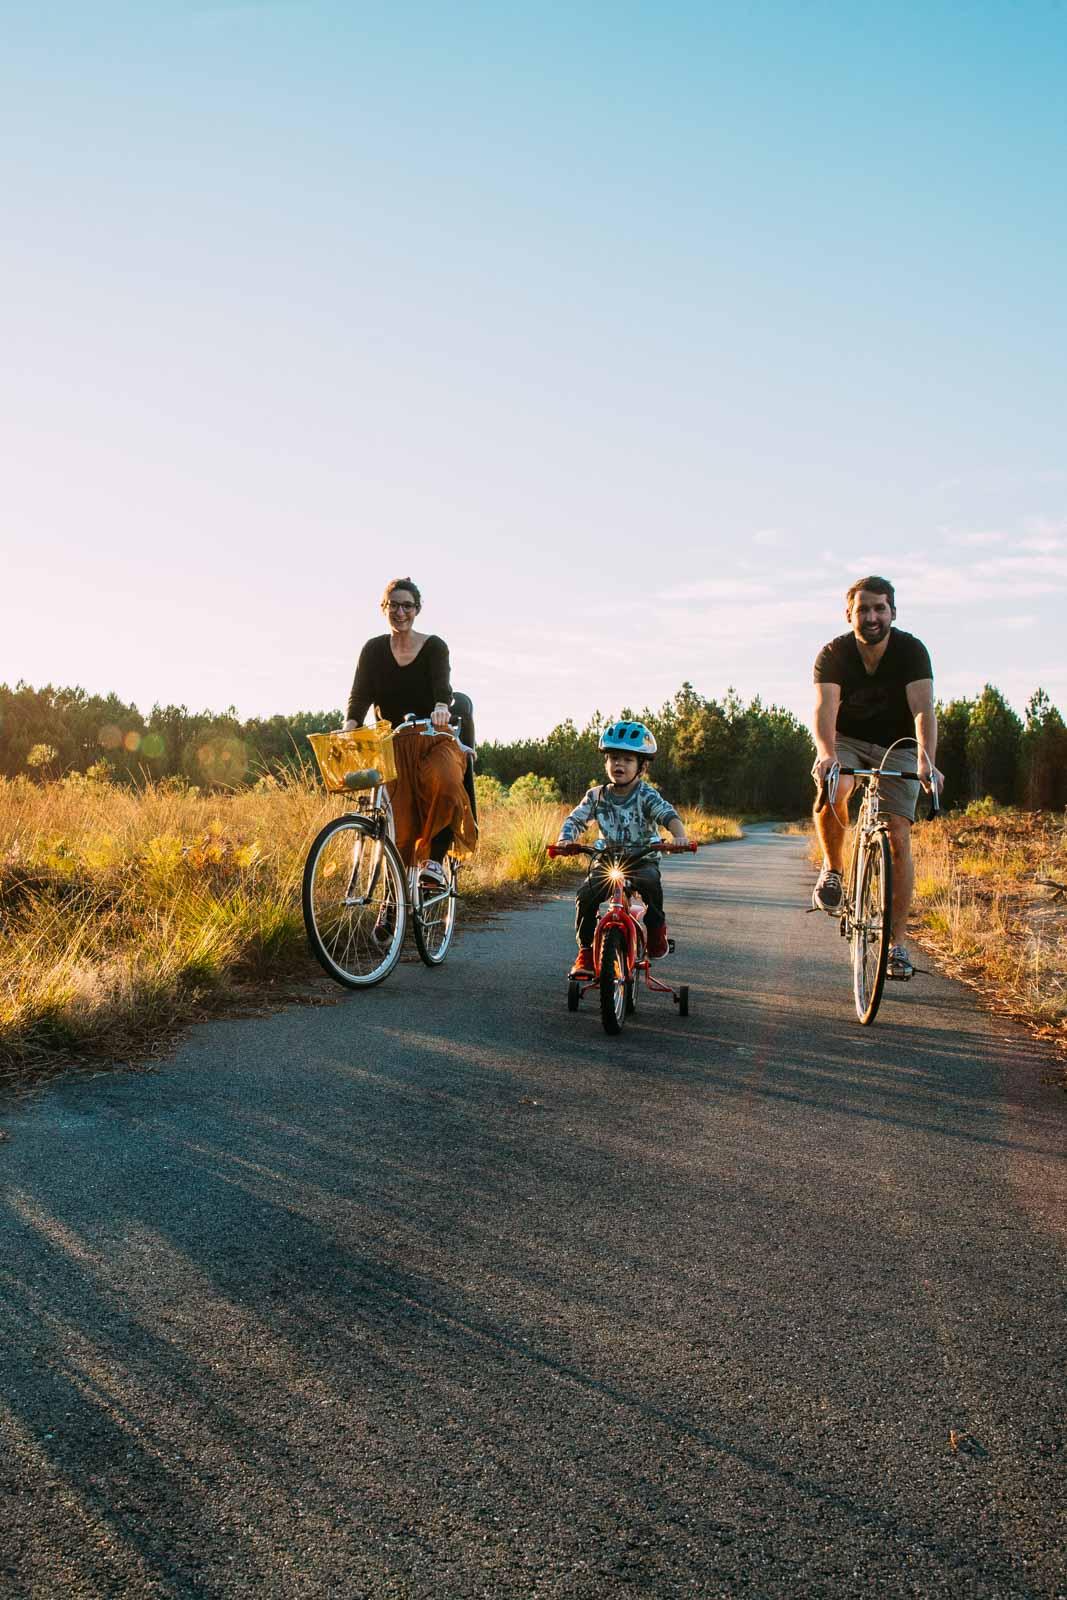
[
  {"xmin": 303, "ymin": 815, "xmax": 407, "ymax": 988},
  {"xmin": 851, "ymin": 828, "xmax": 892, "ymax": 1024},
  {"xmin": 599, "ymin": 928, "xmax": 628, "ymax": 1035},
  {"xmin": 412, "ymin": 859, "xmax": 458, "ymax": 967}
]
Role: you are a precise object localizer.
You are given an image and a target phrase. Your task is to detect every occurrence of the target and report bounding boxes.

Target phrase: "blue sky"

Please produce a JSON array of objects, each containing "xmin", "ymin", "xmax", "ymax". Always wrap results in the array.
[{"xmin": 4, "ymin": 1, "xmax": 1066, "ymax": 739}]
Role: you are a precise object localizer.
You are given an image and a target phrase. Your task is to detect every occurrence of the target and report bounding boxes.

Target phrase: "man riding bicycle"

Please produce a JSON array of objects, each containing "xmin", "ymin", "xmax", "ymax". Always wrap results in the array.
[{"xmin": 810, "ymin": 576, "xmax": 943, "ymax": 980}]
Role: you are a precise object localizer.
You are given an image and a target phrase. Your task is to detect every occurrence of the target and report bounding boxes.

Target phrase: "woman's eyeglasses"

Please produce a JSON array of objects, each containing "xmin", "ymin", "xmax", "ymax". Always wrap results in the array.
[{"xmin": 386, "ymin": 601, "xmax": 417, "ymax": 613}]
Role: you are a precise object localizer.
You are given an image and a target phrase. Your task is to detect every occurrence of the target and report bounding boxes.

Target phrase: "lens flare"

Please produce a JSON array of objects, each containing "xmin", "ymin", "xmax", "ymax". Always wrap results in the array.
[{"xmin": 196, "ymin": 736, "xmax": 249, "ymax": 786}]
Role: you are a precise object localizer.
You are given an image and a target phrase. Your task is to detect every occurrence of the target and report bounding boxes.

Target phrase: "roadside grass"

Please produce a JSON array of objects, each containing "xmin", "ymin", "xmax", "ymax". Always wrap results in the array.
[
  {"xmin": 910, "ymin": 807, "xmax": 1067, "ymax": 1069},
  {"xmin": 0, "ymin": 775, "xmax": 740, "ymax": 1086}
]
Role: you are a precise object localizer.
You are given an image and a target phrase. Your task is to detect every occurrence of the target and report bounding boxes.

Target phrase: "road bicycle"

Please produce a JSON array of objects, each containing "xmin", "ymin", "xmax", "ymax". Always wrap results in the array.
[
  {"xmin": 546, "ymin": 840, "xmax": 697, "ymax": 1035},
  {"xmin": 815, "ymin": 752, "xmax": 939, "ymax": 1025},
  {"xmin": 303, "ymin": 717, "xmax": 474, "ymax": 988}
]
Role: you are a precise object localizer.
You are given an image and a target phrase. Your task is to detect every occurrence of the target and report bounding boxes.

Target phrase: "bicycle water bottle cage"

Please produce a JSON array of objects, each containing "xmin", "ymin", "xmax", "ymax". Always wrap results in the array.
[{"xmin": 344, "ymin": 768, "xmax": 383, "ymax": 790}]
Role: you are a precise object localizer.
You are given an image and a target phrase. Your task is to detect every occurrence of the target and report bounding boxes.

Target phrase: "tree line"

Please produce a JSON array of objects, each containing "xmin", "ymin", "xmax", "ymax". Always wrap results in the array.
[{"xmin": 2, "ymin": 679, "xmax": 1064, "ymax": 814}]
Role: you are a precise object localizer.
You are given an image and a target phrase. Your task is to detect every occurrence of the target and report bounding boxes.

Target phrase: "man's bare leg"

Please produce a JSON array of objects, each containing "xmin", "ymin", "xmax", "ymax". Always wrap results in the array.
[
  {"xmin": 813, "ymin": 780, "xmax": 853, "ymax": 872},
  {"xmin": 886, "ymin": 814, "xmax": 914, "ymax": 946}
]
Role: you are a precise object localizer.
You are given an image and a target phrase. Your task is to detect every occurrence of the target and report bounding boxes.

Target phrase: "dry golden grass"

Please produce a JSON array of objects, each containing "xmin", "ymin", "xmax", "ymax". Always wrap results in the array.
[
  {"xmin": 0, "ymin": 774, "xmax": 740, "ymax": 1086},
  {"xmin": 910, "ymin": 808, "xmax": 1067, "ymax": 1067}
]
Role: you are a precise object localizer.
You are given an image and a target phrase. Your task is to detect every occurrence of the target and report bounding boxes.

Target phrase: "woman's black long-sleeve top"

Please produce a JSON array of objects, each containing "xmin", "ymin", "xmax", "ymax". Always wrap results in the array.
[{"xmin": 346, "ymin": 635, "xmax": 452, "ymax": 726}]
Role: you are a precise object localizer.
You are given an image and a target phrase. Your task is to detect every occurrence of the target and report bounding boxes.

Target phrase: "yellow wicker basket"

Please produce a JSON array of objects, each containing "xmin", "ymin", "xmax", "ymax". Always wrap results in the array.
[{"xmin": 307, "ymin": 724, "xmax": 397, "ymax": 792}]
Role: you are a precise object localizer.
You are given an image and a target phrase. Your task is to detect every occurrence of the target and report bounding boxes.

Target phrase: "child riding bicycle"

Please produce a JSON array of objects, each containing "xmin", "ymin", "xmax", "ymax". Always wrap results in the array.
[{"xmin": 556, "ymin": 722, "xmax": 689, "ymax": 978}]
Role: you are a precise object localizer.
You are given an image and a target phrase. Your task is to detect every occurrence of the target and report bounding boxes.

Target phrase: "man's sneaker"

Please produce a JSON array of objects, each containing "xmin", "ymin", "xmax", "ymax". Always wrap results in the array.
[
  {"xmin": 812, "ymin": 866, "xmax": 843, "ymax": 913},
  {"xmin": 887, "ymin": 944, "xmax": 914, "ymax": 980},
  {"xmin": 570, "ymin": 948, "xmax": 594, "ymax": 979},
  {"xmin": 646, "ymin": 924, "xmax": 669, "ymax": 959}
]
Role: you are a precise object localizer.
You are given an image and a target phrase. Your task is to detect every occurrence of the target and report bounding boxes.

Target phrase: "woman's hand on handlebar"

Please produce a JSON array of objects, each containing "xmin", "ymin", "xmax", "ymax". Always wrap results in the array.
[{"xmin": 431, "ymin": 703, "xmax": 451, "ymax": 729}]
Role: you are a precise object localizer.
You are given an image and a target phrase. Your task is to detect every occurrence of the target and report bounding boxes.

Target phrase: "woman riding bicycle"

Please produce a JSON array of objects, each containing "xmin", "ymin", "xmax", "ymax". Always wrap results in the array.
[{"xmin": 343, "ymin": 577, "xmax": 477, "ymax": 883}]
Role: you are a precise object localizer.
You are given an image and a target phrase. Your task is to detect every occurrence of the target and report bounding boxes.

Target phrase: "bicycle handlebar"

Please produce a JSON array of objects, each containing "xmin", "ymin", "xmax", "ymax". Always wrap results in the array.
[
  {"xmin": 393, "ymin": 715, "xmax": 475, "ymax": 757},
  {"xmin": 547, "ymin": 841, "xmax": 697, "ymax": 859},
  {"xmin": 814, "ymin": 762, "xmax": 941, "ymax": 814}
]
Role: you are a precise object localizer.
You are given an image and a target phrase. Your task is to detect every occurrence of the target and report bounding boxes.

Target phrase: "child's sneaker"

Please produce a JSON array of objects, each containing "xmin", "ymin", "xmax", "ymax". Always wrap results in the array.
[
  {"xmin": 570, "ymin": 948, "xmax": 594, "ymax": 979},
  {"xmin": 646, "ymin": 924, "xmax": 669, "ymax": 959}
]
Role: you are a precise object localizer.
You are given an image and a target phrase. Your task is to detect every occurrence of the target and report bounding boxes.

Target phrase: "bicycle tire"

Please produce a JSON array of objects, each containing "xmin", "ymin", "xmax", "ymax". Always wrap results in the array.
[
  {"xmin": 412, "ymin": 858, "xmax": 458, "ymax": 967},
  {"xmin": 599, "ymin": 928, "xmax": 628, "ymax": 1036},
  {"xmin": 303, "ymin": 815, "xmax": 407, "ymax": 988},
  {"xmin": 851, "ymin": 828, "xmax": 892, "ymax": 1024}
]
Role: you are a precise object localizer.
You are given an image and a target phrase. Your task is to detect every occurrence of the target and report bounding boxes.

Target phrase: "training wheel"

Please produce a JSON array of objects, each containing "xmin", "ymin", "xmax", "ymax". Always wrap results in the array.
[
  {"xmin": 567, "ymin": 979, "xmax": 581, "ymax": 1012},
  {"xmin": 677, "ymin": 985, "xmax": 690, "ymax": 1017}
]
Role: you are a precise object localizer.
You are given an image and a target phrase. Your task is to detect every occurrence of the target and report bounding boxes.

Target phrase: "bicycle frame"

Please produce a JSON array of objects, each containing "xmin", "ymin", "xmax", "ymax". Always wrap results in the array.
[
  {"xmin": 840, "ymin": 776, "xmax": 883, "ymax": 934},
  {"xmin": 589, "ymin": 866, "xmax": 675, "ymax": 1000},
  {"xmin": 342, "ymin": 721, "xmax": 465, "ymax": 925},
  {"xmin": 818, "ymin": 750, "xmax": 939, "ymax": 1023}
]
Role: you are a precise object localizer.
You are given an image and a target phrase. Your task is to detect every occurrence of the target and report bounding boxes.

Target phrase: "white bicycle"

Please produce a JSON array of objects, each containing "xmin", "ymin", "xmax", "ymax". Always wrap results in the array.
[{"xmin": 303, "ymin": 717, "xmax": 473, "ymax": 988}]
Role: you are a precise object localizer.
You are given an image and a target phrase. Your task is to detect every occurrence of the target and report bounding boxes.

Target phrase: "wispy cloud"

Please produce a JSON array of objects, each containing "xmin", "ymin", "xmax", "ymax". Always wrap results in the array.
[
  {"xmin": 906, "ymin": 550, "xmax": 1067, "ymax": 605},
  {"xmin": 945, "ymin": 530, "xmax": 1006, "ymax": 548}
]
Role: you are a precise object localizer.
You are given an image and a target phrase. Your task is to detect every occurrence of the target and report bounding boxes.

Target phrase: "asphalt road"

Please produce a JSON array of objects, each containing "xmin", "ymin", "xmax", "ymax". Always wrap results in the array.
[{"xmin": 2, "ymin": 827, "xmax": 1065, "ymax": 1599}]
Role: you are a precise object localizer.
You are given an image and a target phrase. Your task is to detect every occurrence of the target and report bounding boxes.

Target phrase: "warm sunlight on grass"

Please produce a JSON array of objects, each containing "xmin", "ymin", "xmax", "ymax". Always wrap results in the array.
[
  {"xmin": 910, "ymin": 808, "xmax": 1067, "ymax": 1056},
  {"xmin": 0, "ymin": 774, "xmax": 741, "ymax": 1083}
]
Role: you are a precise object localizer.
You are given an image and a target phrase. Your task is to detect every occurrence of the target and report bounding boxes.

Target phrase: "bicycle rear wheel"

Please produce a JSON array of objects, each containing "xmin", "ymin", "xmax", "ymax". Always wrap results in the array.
[
  {"xmin": 851, "ymin": 828, "xmax": 892, "ymax": 1024},
  {"xmin": 303, "ymin": 815, "xmax": 407, "ymax": 988},
  {"xmin": 599, "ymin": 928, "xmax": 628, "ymax": 1035},
  {"xmin": 412, "ymin": 859, "xmax": 458, "ymax": 966}
]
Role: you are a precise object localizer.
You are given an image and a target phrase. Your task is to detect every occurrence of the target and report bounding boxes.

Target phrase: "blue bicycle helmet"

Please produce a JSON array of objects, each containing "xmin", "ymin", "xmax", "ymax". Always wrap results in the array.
[{"xmin": 598, "ymin": 720, "xmax": 657, "ymax": 757}]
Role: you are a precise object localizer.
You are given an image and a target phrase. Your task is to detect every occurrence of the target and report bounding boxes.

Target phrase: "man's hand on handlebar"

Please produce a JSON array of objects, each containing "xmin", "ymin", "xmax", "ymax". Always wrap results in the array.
[{"xmin": 918, "ymin": 753, "xmax": 944, "ymax": 796}]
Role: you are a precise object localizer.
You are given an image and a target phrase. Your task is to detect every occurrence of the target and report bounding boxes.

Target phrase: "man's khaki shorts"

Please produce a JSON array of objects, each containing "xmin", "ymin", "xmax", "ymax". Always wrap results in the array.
[{"xmin": 834, "ymin": 736, "xmax": 920, "ymax": 822}]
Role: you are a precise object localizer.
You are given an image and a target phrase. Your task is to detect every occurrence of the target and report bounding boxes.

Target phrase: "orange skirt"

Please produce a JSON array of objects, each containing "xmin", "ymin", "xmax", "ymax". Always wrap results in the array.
[{"xmin": 388, "ymin": 734, "xmax": 478, "ymax": 868}]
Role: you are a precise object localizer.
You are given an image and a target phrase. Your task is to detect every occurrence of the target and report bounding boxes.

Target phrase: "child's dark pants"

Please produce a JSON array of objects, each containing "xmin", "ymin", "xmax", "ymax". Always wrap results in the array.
[{"xmin": 575, "ymin": 862, "xmax": 664, "ymax": 946}]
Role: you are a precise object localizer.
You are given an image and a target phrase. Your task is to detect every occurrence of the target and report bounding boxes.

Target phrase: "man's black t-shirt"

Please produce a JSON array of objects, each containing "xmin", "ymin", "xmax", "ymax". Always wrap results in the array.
[{"xmin": 813, "ymin": 628, "xmax": 933, "ymax": 747}]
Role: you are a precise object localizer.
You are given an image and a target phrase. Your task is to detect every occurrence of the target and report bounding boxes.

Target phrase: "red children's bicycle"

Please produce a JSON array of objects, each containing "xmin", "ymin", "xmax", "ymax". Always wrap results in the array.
[{"xmin": 546, "ymin": 840, "xmax": 697, "ymax": 1034}]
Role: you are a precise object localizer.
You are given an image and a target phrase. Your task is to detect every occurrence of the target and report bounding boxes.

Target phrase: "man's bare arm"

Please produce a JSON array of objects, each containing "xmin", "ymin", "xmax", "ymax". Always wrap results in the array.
[
  {"xmin": 812, "ymin": 682, "xmax": 841, "ymax": 780},
  {"xmin": 905, "ymin": 679, "xmax": 942, "ymax": 792}
]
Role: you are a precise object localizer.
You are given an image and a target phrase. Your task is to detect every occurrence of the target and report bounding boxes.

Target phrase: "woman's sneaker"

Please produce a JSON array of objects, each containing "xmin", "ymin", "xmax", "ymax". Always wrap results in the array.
[
  {"xmin": 419, "ymin": 860, "xmax": 448, "ymax": 891},
  {"xmin": 887, "ymin": 945, "xmax": 914, "ymax": 980},
  {"xmin": 812, "ymin": 866, "xmax": 843, "ymax": 912}
]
